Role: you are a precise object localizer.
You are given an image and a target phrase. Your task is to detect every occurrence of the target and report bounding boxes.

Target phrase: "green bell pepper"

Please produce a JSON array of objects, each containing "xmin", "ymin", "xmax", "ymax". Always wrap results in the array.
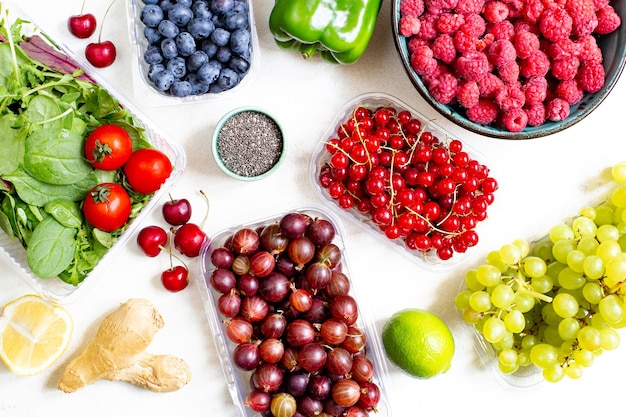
[{"xmin": 268, "ymin": 0, "xmax": 383, "ymax": 64}]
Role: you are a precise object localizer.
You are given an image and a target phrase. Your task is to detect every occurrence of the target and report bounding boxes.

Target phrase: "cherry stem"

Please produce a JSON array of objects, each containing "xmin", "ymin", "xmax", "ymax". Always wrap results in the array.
[
  {"xmin": 97, "ymin": 0, "xmax": 118, "ymax": 43},
  {"xmin": 159, "ymin": 230, "xmax": 188, "ymax": 271},
  {"xmin": 80, "ymin": 0, "xmax": 88, "ymax": 15},
  {"xmin": 198, "ymin": 189, "xmax": 210, "ymax": 229}
]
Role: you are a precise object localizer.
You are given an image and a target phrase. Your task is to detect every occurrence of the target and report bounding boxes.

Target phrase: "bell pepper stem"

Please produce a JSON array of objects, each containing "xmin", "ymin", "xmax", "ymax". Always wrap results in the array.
[{"xmin": 300, "ymin": 43, "xmax": 318, "ymax": 60}]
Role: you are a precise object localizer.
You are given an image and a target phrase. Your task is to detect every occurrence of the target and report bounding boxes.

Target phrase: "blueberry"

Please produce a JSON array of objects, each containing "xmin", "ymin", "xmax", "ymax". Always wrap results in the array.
[
  {"xmin": 224, "ymin": 10, "xmax": 248, "ymax": 30},
  {"xmin": 168, "ymin": 4, "xmax": 193, "ymax": 26},
  {"xmin": 185, "ymin": 73, "xmax": 210, "ymax": 94},
  {"xmin": 201, "ymin": 40, "xmax": 218, "ymax": 58},
  {"xmin": 211, "ymin": 0, "xmax": 234, "ymax": 14},
  {"xmin": 144, "ymin": 26, "xmax": 162, "ymax": 45},
  {"xmin": 160, "ymin": 38, "xmax": 178, "ymax": 59},
  {"xmin": 191, "ymin": 0, "xmax": 213, "ymax": 19},
  {"xmin": 187, "ymin": 50, "xmax": 209, "ymax": 71},
  {"xmin": 170, "ymin": 80, "xmax": 193, "ymax": 97},
  {"xmin": 166, "ymin": 56, "xmax": 188, "ymax": 78},
  {"xmin": 217, "ymin": 67, "xmax": 239, "ymax": 90},
  {"xmin": 230, "ymin": 1, "xmax": 248, "ymax": 14},
  {"xmin": 158, "ymin": 19, "xmax": 180, "ymax": 38},
  {"xmin": 173, "ymin": 0, "xmax": 192, "ymax": 7},
  {"xmin": 187, "ymin": 18, "xmax": 215, "ymax": 40},
  {"xmin": 140, "ymin": 4, "xmax": 164, "ymax": 28},
  {"xmin": 215, "ymin": 46, "xmax": 232, "ymax": 63},
  {"xmin": 211, "ymin": 13, "xmax": 225, "ymax": 29},
  {"xmin": 209, "ymin": 83, "xmax": 224, "ymax": 93},
  {"xmin": 153, "ymin": 69, "xmax": 175, "ymax": 91},
  {"xmin": 229, "ymin": 55, "xmax": 250, "ymax": 74},
  {"xmin": 159, "ymin": 0, "xmax": 174, "ymax": 13},
  {"xmin": 175, "ymin": 31, "xmax": 196, "ymax": 56},
  {"xmin": 144, "ymin": 45, "xmax": 164, "ymax": 64},
  {"xmin": 148, "ymin": 63, "xmax": 165, "ymax": 82},
  {"xmin": 197, "ymin": 60, "xmax": 222, "ymax": 85},
  {"xmin": 211, "ymin": 27, "xmax": 230, "ymax": 47},
  {"xmin": 142, "ymin": 0, "xmax": 159, "ymax": 4},
  {"xmin": 230, "ymin": 27, "xmax": 250, "ymax": 56}
]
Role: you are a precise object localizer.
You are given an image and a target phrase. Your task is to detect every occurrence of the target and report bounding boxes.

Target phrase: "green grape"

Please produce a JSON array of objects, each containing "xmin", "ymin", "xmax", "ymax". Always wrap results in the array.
[
  {"xmin": 491, "ymin": 284, "xmax": 515, "ymax": 309},
  {"xmin": 593, "ymin": 204, "xmax": 614, "ymax": 226},
  {"xmin": 559, "ymin": 341, "xmax": 574, "ymax": 356},
  {"xmin": 577, "ymin": 237, "xmax": 600, "ymax": 256},
  {"xmin": 543, "ymin": 363, "xmax": 565, "ymax": 382},
  {"xmin": 611, "ymin": 185, "xmax": 626, "ymax": 208},
  {"xmin": 552, "ymin": 293, "xmax": 579, "ymax": 318},
  {"xmin": 591, "ymin": 313, "xmax": 611, "ymax": 330},
  {"xmin": 498, "ymin": 348, "xmax": 518, "ymax": 366},
  {"xmin": 542, "ymin": 303, "xmax": 561, "ymax": 325},
  {"xmin": 455, "ymin": 289, "xmax": 473, "ymax": 310},
  {"xmin": 604, "ymin": 255, "xmax": 626, "ymax": 288},
  {"xmin": 522, "ymin": 256, "xmax": 547, "ymax": 278},
  {"xmin": 462, "ymin": 307, "xmax": 483, "ymax": 324},
  {"xmin": 486, "ymin": 250, "xmax": 508, "ymax": 272},
  {"xmin": 582, "ymin": 282, "xmax": 603, "ymax": 304},
  {"xmin": 517, "ymin": 351, "xmax": 531, "ymax": 366},
  {"xmin": 542, "ymin": 324, "xmax": 564, "ymax": 347},
  {"xmin": 498, "ymin": 361, "xmax": 519, "ymax": 375},
  {"xmin": 476, "ymin": 264, "xmax": 502, "ymax": 287},
  {"xmin": 598, "ymin": 294, "xmax": 625, "ymax": 324},
  {"xmin": 464, "ymin": 269, "xmax": 485, "ymax": 291},
  {"xmin": 596, "ymin": 240, "xmax": 622, "ymax": 263},
  {"xmin": 530, "ymin": 343, "xmax": 559, "ymax": 369},
  {"xmin": 549, "ymin": 223, "xmax": 575, "ymax": 243},
  {"xmin": 512, "ymin": 239, "xmax": 530, "ymax": 258},
  {"xmin": 579, "ymin": 206, "xmax": 596, "ymax": 220},
  {"xmin": 532, "ymin": 239, "xmax": 554, "ymax": 261},
  {"xmin": 558, "ymin": 317, "xmax": 581, "ymax": 341},
  {"xmin": 503, "ymin": 309, "xmax": 525, "ymax": 333},
  {"xmin": 552, "ymin": 240, "xmax": 577, "ymax": 264},
  {"xmin": 557, "ymin": 267, "xmax": 586, "ymax": 290},
  {"xmin": 469, "ymin": 291, "xmax": 492, "ymax": 312},
  {"xmin": 582, "ymin": 255, "xmax": 604, "ymax": 280},
  {"xmin": 566, "ymin": 250, "xmax": 586, "ymax": 273},
  {"xmin": 499, "ymin": 243, "xmax": 521, "ymax": 265},
  {"xmin": 514, "ymin": 292, "xmax": 536, "ymax": 313},
  {"xmin": 521, "ymin": 334, "xmax": 539, "ymax": 351},
  {"xmin": 596, "ymin": 224, "xmax": 620, "ymax": 242},
  {"xmin": 577, "ymin": 326, "xmax": 602, "ymax": 351},
  {"xmin": 531, "ymin": 275, "xmax": 553, "ymax": 294},
  {"xmin": 492, "ymin": 330, "xmax": 514, "ymax": 350},
  {"xmin": 573, "ymin": 348, "xmax": 595, "ymax": 367},
  {"xmin": 482, "ymin": 316, "xmax": 507, "ymax": 343},
  {"xmin": 611, "ymin": 161, "xmax": 626, "ymax": 182},
  {"xmin": 546, "ymin": 261, "xmax": 567, "ymax": 281},
  {"xmin": 571, "ymin": 216, "xmax": 598, "ymax": 239},
  {"xmin": 564, "ymin": 362, "xmax": 583, "ymax": 379},
  {"xmin": 599, "ymin": 327, "xmax": 620, "ymax": 350}
]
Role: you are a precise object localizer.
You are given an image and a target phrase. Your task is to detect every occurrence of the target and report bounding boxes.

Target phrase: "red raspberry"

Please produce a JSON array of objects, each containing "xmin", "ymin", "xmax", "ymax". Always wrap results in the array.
[
  {"xmin": 524, "ymin": 103, "xmax": 547, "ymax": 126},
  {"xmin": 455, "ymin": 0, "xmax": 485, "ymax": 14},
  {"xmin": 522, "ymin": 76, "xmax": 548, "ymax": 104},
  {"xmin": 514, "ymin": 30, "xmax": 540, "ymax": 59},
  {"xmin": 546, "ymin": 38, "xmax": 579, "ymax": 60},
  {"xmin": 521, "ymin": 0, "xmax": 545, "ymax": 23},
  {"xmin": 477, "ymin": 72, "xmax": 504, "ymax": 98},
  {"xmin": 418, "ymin": 12, "xmax": 440, "ymax": 40},
  {"xmin": 539, "ymin": 6, "xmax": 573, "ymax": 42},
  {"xmin": 497, "ymin": 60, "xmax": 520, "ymax": 83},
  {"xmin": 483, "ymin": 1, "xmax": 509, "ymax": 24},
  {"xmin": 488, "ymin": 39, "xmax": 516, "ymax": 67},
  {"xmin": 593, "ymin": 0, "xmax": 610, "ymax": 9},
  {"xmin": 595, "ymin": 6, "xmax": 622, "ymax": 35},
  {"xmin": 555, "ymin": 79, "xmax": 584, "ymax": 104},
  {"xmin": 407, "ymin": 36, "xmax": 430, "ymax": 55},
  {"xmin": 551, "ymin": 57, "xmax": 580, "ymax": 80},
  {"xmin": 577, "ymin": 61, "xmax": 605, "ymax": 93},
  {"xmin": 428, "ymin": 71, "xmax": 459, "ymax": 103},
  {"xmin": 466, "ymin": 99, "xmax": 499, "ymax": 124},
  {"xmin": 500, "ymin": 108, "xmax": 528, "ymax": 132},
  {"xmin": 457, "ymin": 80, "xmax": 480, "ymax": 108},
  {"xmin": 410, "ymin": 45, "xmax": 439, "ymax": 75},
  {"xmin": 455, "ymin": 51, "xmax": 490, "ymax": 81},
  {"xmin": 453, "ymin": 30, "xmax": 480, "ymax": 52},
  {"xmin": 506, "ymin": 0, "xmax": 525, "ymax": 19},
  {"xmin": 565, "ymin": 0, "xmax": 597, "ymax": 37},
  {"xmin": 400, "ymin": 0, "xmax": 426, "ymax": 17},
  {"xmin": 488, "ymin": 20, "xmax": 515, "ymax": 40},
  {"xmin": 425, "ymin": 0, "xmax": 459, "ymax": 14},
  {"xmin": 432, "ymin": 33, "xmax": 458, "ymax": 64},
  {"xmin": 400, "ymin": 14, "xmax": 423, "ymax": 37},
  {"xmin": 495, "ymin": 83, "xmax": 525, "ymax": 110},
  {"xmin": 520, "ymin": 50, "xmax": 550, "ymax": 78},
  {"xmin": 513, "ymin": 19, "xmax": 540, "ymax": 35},
  {"xmin": 577, "ymin": 35, "xmax": 603, "ymax": 63},
  {"xmin": 460, "ymin": 13, "xmax": 486, "ymax": 37},
  {"xmin": 437, "ymin": 12, "xmax": 465, "ymax": 34},
  {"xmin": 546, "ymin": 97, "xmax": 570, "ymax": 121}
]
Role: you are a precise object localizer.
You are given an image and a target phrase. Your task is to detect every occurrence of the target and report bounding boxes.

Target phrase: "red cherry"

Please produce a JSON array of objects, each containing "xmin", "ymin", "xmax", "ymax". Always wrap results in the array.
[
  {"xmin": 137, "ymin": 225, "xmax": 167, "ymax": 257},
  {"xmin": 162, "ymin": 197, "xmax": 192, "ymax": 226},
  {"xmin": 85, "ymin": 40, "xmax": 117, "ymax": 68},
  {"xmin": 174, "ymin": 223, "xmax": 208, "ymax": 257},
  {"xmin": 161, "ymin": 265, "xmax": 189, "ymax": 292},
  {"xmin": 68, "ymin": 13, "xmax": 97, "ymax": 38}
]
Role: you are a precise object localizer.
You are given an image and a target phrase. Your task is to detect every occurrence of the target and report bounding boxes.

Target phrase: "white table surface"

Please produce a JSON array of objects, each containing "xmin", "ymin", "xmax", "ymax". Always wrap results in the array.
[{"xmin": 2, "ymin": 0, "xmax": 626, "ymax": 416}]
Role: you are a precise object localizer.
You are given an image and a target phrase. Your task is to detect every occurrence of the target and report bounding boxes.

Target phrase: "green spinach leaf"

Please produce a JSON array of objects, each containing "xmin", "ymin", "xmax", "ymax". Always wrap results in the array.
[{"xmin": 26, "ymin": 216, "xmax": 76, "ymax": 278}]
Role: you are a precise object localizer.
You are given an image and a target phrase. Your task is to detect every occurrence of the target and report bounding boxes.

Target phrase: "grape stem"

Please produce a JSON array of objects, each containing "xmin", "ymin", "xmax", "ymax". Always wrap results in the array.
[{"xmin": 513, "ymin": 272, "xmax": 553, "ymax": 303}]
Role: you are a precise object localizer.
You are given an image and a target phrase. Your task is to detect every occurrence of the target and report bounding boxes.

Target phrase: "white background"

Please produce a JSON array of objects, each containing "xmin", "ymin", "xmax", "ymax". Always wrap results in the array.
[{"xmin": 2, "ymin": 0, "xmax": 626, "ymax": 416}]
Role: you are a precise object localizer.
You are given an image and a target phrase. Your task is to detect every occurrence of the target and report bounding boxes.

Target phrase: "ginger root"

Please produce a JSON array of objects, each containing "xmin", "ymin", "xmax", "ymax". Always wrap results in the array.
[{"xmin": 58, "ymin": 298, "xmax": 191, "ymax": 393}]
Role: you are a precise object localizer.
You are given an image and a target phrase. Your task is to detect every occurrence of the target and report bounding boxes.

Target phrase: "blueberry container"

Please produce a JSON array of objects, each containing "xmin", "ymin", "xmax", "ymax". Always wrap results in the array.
[
  {"xmin": 0, "ymin": 3, "xmax": 186, "ymax": 303},
  {"xmin": 197, "ymin": 206, "xmax": 392, "ymax": 417},
  {"xmin": 310, "ymin": 92, "xmax": 497, "ymax": 270},
  {"xmin": 127, "ymin": 0, "xmax": 259, "ymax": 105}
]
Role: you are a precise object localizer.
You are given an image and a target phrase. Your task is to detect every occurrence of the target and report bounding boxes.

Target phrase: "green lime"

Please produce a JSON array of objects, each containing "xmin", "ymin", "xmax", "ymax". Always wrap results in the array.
[{"xmin": 381, "ymin": 308, "xmax": 455, "ymax": 378}]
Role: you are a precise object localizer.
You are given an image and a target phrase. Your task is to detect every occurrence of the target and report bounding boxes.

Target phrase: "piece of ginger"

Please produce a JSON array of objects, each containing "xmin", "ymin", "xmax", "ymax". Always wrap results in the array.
[{"xmin": 58, "ymin": 298, "xmax": 191, "ymax": 393}]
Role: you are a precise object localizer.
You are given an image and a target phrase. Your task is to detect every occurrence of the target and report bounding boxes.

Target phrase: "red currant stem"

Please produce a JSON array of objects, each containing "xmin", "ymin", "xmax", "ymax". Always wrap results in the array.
[
  {"xmin": 405, "ymin": 207, "xmax": 457, "ymax": 237},
  {"xmin": 323, "ymin": 140, "xmax": 361, "ymax": 166},
  {"xmin": 96, "ymin": 0, "xmax": 118, "ymax": 43},
  {"xmin": 350, "ymin": 107, "xmax": 374, "ymax": 170},
  {"xmin": 198, "ymin": 189, "xmax": 210, "ymax": 229}
]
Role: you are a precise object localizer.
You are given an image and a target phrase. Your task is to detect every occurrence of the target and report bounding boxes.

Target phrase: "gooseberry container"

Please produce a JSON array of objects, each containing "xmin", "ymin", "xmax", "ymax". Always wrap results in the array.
[
  {"xmin": 310, "ymin": 92, "xmax": 496, "ymax": 270},
  {"xmin": 127, "ymin": 0, "xmax": 260, "ymax": 105},
  {"xmin": 212, "ymin": 107, "xmax": 286, "ymax": 181},
  {"xmin": 391, "ymin": 0, "xmax": 626, "ymax": 139},
  {"xmin": 197, "ymin": 206, "xmax": 392, "ymax": 417},
  {"xmin": 0, "ymin": 4, "xmax": 186, "ymax": 303}
]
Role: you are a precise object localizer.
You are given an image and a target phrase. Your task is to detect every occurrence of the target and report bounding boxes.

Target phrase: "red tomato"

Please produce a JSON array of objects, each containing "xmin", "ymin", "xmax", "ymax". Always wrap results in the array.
[
  {"xmin": 83, "ymin": 182, "xmax": 132, "ymax": 232},
  {"xmin": 84, "ymin": 124, "xmax": 133, "ymax": 170},
  {"xmin": 124, "ymin": 148, "xmax": 173, "ymax": 194}
]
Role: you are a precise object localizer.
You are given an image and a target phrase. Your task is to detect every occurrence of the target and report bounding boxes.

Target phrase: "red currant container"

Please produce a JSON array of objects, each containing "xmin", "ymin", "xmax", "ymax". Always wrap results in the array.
[
  {"xmin": 197, "ymin": 206, "xmax": 393, "ymax": 417},
  {"xmin": 310, "ymin": 92, "xmax": 498, "ymax": 269}
]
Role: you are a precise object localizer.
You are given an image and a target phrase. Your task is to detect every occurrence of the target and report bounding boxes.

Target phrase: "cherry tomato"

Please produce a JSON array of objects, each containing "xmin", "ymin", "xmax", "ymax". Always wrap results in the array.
[
  {"xmin": 124, "ymin": 148, "xmax": 173, "ymax": 194},
  {"xmin": 83, "ymin": 182, "xmax": 132, "ymax": 232},
  {"xmin": 84, "ymin": 124, "xmax": 133, "ymax": 170}
]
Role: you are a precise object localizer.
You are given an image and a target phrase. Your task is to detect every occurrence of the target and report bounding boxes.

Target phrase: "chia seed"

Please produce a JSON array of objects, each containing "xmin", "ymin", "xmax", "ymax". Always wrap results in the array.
[{"xmin": 216, "ymin": 110, "xmax": 283, "ymax": 178}]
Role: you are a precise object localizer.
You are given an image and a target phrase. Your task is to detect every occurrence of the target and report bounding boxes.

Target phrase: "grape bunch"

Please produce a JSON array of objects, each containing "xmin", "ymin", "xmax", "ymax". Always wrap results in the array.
[
  {"xmin": 456, "ymin": 162, "xmax": 626, "ymax": 383},
  {"xmin": 316, "ymin": 101, "xmax": 498, "ymax": 262},
  {"xmin": 208, "ymin": 211, "xmax": 383, "ymax": 417}
]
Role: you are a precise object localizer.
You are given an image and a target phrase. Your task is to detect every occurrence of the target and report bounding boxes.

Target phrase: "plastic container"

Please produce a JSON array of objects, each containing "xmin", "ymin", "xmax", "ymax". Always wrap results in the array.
[
  {"xmin": 0, "ymin": 3, "xmax": 186, "ymax": 303},
  {"xmin": 197, "ymin": 206, "xmax": 392, "ymax": 417},
  {"xmin": 310, "ymin": 92, "xmax": 496, "ymax": 270},
  {"xmin": 126, "ymin": 0, "xmax": 259, "ymax": 106},
  {"xmin": 212, "ymin": 107, "xmax": 286, "ymax": 181}
]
